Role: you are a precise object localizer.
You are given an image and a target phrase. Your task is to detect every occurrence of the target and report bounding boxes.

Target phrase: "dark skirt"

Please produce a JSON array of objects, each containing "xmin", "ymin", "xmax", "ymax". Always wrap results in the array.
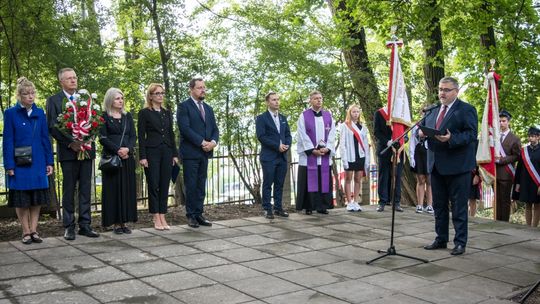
[
  {"xmin": 411, "ymin": 143, "xmax": 428, "ymax": 175},
  {"xmin": 101, "ymin": 156, "xmax": 138, "ymax": 227},
  {"xmin": 296, "ymin": 165, "xmax": 333, "ymax": 211},
  {"xmin": 469, "ymin": 183, "xmax": 480, "ymax": 200},
  {"xmin": 8, "ymin": 189, "xmax": 50, "ymax": 208},
  {"xmin": 345, "ymin": 157, "xmax": 365, "ymax": 172}
]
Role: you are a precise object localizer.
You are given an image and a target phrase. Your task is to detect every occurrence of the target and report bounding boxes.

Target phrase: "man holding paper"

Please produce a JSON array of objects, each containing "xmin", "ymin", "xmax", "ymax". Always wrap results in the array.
[{"xmin": 421, "ymin": 77, "xmax": 478, "ymax": 256}]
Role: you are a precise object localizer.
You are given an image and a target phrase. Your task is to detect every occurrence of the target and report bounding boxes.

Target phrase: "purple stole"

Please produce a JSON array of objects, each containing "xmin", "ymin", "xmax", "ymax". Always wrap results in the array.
[{"xmin": 303, "ymin": 109, "xmax": 332, "ymax": 193}]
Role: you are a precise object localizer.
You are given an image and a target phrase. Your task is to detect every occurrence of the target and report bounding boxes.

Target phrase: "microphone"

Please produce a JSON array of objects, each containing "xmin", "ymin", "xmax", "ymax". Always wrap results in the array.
[{"xmin": 422, "ymin": 103, "xmax": 440, "ymax": 113}]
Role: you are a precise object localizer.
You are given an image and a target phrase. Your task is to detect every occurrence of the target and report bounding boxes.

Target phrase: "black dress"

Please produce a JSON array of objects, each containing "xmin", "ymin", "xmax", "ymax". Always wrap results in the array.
[
  {"xmin": 345, "ymin": 123, "xmax": 366, "ymax": 172},
  {"xmin": 513, "ymin": 144, "xmax": 540, "ymax": 204},
  {"xmin": 99, "ymin": 113, "xmax": 138, "ymax": 227}
]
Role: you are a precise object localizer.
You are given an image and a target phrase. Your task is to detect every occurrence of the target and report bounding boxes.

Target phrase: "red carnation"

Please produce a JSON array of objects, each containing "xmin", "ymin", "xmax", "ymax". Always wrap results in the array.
[
  {"xmin": 66, "ymin": 122, "xmax": 73, "ymax": 129},
  {"xmin": 92, "ymin": 121, "xmax": 98, "ymax": 128},
  {"xmin": 99, "ymin": 117, "xmax": 105, "ymax": 122},
  {"xmin": 67, "ymin": 107, "xmax": 74, "ymax": 113},
  {"xmin": 91, "ymin": 110, "xmax": 97, "ymax": 115},
  {"xmin": 63, "ymin": 113, "xmax": 71, "ymax": 119}
]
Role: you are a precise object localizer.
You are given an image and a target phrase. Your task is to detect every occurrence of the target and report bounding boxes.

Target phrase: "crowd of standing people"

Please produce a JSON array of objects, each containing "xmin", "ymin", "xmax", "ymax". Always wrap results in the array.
[{"xmin": 2, "ymin": 70, "xmax": 539, "ymax": 248}]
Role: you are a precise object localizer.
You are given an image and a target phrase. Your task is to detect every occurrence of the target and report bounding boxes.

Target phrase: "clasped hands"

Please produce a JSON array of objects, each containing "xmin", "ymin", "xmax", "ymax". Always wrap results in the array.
[
  {"xmin": 279, "ymin": 144, "xmax": 289, "ymax": 153},
  {"xmin": 201, "ymin": 140, "xmax": 217, "ymax": 152},
  {"xmin": 312, "ymin": 147, "xmax": 329, "ymax": 156}
]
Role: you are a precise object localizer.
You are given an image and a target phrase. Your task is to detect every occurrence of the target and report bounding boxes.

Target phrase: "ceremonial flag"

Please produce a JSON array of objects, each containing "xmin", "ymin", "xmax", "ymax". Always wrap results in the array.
[
  {"xmin": 476, "ymin": 71, "xmax": 501, "ymax": 185},
  {"xmin": 385, "ymin": 40, "xmax": 412, "ymax": 144}
]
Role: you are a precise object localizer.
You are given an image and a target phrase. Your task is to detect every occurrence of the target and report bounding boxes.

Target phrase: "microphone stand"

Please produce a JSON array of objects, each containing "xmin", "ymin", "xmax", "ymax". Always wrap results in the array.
[{"xmin": 366, "ymin": 108, "xmax": 438, "ymax": 265}]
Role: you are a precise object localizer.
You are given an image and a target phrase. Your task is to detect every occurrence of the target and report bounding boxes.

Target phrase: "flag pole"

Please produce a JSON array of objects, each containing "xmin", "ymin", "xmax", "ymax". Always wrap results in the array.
[{"xmin": 490, "ymin": 59, "xmax": 498, "ymax": 221}]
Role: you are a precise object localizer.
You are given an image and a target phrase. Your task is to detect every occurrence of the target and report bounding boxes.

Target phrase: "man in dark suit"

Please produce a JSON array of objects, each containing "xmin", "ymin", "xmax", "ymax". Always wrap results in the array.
[
  {"xmin": 46, "ymin": 68, "xmax": 99, "ymax": 240},
  {"xmin": 256, "ymin": 92, "xmax": 292, "ymax": 219},
  {"xmin": 422, "ymin": 77, "xmax": 478, "ymax": 255},
  {"xmin": 177, "ymin": 78, "xmax": 219, "ymax": 228},
  {"xmin": 495, "ymin": 110, "xmax": 521, "ymax": 222}
]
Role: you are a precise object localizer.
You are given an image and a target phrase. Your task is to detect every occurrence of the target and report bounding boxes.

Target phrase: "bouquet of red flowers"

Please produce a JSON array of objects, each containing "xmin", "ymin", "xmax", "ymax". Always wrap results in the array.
[{"xmin": 56, "ymin": 89, "xmax": 105, "ymax": 160}]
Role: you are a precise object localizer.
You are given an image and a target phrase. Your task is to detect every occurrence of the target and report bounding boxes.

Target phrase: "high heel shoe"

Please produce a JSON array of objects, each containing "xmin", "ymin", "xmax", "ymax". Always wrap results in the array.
[
  {"xmin": 163, "ymin": 225, "xmax": 170, "ymax": 230},
  {"xmin": 153, "ymin": 221, "xmax": 164, "ymax": 231}
]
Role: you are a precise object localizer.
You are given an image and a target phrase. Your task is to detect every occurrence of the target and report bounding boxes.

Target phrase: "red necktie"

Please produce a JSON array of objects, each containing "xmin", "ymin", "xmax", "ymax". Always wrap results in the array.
[
  {"xmin": 435, "ymin": 105, "xmax": 447, "ymax": 129},
  {"xmin": 198, "ymin": 101, "xmax": 205, "ymax": 121}
]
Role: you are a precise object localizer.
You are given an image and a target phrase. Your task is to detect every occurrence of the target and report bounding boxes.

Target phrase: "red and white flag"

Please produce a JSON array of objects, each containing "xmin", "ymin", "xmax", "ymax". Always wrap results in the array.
[
  {"xmin": 385, "ymin": 40, "xmax": 412, "ymax": 144},
  {"xmin": 476, "ymin": 71, "xmax": 501, "ymax": 185}
]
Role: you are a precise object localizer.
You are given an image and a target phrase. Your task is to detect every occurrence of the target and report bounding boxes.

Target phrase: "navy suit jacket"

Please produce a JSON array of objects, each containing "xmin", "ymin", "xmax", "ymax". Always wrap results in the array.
[
  {"xmin": 177, "ymin": 97, "xmax": 219, "ymax": 160},
  {"xmin": 256, "ymin": 111, "xmax": 292, "ymax": 163},
  {"xmin": 422, "ymin": 99, "xmax": 478, "ymax": 175}
]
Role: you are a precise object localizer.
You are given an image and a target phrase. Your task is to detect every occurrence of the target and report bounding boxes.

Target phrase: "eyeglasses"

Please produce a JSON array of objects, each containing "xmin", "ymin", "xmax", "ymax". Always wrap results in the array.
[
  {"xmin": 152, "ymin": 92, "xmax": 166, "ymax": 96},
  {"xmin": 438, "ymin": 88, "xmax": 457, "ymax": 93}
]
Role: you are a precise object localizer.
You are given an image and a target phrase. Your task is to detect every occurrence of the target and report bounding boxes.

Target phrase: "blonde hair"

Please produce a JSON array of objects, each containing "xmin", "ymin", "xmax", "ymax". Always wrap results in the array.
[
  {"xmin": 145, "ymin": 83, "xmax": 165, "ymax": 109},
  {"xmin": 345, "ymin": 104, "xmax": 362, "ymax": 124},
  {"xmin": 103, "ymin": 88, "xmax": 125, "ymax": 115},
  {"xmin": 16, "ymin": 77, "xmax": 36, "ymax": 100}
]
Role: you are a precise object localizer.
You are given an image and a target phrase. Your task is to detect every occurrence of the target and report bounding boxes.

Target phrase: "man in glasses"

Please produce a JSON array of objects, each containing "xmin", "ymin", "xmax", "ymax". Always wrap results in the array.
[{"xmin": 421, "ymin": 77, "xmax": 478, "ymax": 256}]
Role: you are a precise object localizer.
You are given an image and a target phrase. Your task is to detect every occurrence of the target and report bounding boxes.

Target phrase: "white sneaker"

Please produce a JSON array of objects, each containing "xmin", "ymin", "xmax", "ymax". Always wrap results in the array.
[
  {"xmin": 346, "ymin": 202, "xmax": 356, "ymax": 212},
  {"xmin": 425, "ymin": 205, "xmax": 434, "ymax": 214},
  {"xmin": 354, "ymin": 202, "xmax": 363, "ymax": 212},
  {"xmin": 416, "ymin": 205, "xmax": 423, "ymax": 213}
]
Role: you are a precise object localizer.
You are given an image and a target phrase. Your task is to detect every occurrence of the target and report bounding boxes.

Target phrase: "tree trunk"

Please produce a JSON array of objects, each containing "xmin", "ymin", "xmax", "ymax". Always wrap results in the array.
[
  {"xmin": 422, "ymin": 0, "xmax": 445, "ymax": 105},
  {"xmin": 148, "ymin": 0, "xmax": 170, "ymax": 93}
]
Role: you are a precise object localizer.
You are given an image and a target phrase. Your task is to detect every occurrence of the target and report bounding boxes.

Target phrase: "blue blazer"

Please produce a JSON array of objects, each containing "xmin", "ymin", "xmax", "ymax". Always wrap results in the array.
[
  {"xmin": 2, "ymin": 103, "xmax": 54, "ymax": 190},
  {"xmin": 256, "ymin": 111, "xmax": 292, "ymax": 163},
  {"xmin": 177, "ymin": 97, "xmax": 219, "ymax": 160},
  {"xmin": 422, "ymin": 99, "xmax": 478, "ymax": 175}
]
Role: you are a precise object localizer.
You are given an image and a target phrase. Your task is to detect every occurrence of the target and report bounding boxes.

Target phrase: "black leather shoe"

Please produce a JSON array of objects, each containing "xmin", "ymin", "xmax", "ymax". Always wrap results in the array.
[
  {"xmin": 64, "ymin": 226, "xmax": 76, "ymax": 241},
  {"xmin": 78, "ymin": 227, "xmax": 100, "ymax": 238},
  {"xmin": 424, "ymin": 240, "xmax": 447, "ymax": 250},
  {"xmin": 264, "ymin": 210, "xmax": 274, "ymax": 219},
  {"xmin": 450, "ymin": 245, "xmax": 466, "ymax": 255},
  {"xmin": 395, "ymin": 205, "xmax": 403, "ymax": 212},
  {"xmin": 196, "ymin": 215, "xmax": 212, "ymax": 226},
  {"xmin": 187, "ymin": 217, "xmax": 199, "ymax": 228},
  {"xmin": 305, "ymin": 210, "xmax": 312, "ymax": 215},
  {"xmin": 376, "ymin": 204, "xmax": 385, "ymax": 212},
  {"xmin": 316, "ymin": 210, "xmax": 329, "ymax": 214},
  {"xmin": 274, "ymin": 210, "xmax": 289, "ymax": 217}
]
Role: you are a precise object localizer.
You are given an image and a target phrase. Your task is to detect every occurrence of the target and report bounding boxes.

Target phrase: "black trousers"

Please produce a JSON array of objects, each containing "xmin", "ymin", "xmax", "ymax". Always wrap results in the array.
[
  {"xmin": 61, "ymin": 159, "xmax": 93, "ymax": 228},
  {"xmin": 377, "ymin": 157, "xmax": 403, "ymax": 205},
  {"xmin": 183, "ymin": 157, "xmax": 209, "ymax": 218},
  {"xmin": 144, "ymin": 144, "xmax": 173, "ymax": 214}
]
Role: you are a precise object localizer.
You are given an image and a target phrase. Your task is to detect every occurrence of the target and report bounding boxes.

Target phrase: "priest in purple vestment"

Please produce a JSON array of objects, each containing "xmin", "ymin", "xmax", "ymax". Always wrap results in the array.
[{"xmin": 295, "ymin": 91, "xmax": 336, "ymax": 214}]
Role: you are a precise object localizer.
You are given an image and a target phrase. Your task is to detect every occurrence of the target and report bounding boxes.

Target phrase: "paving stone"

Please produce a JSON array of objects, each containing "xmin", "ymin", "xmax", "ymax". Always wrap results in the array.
[
  {"xmin": 200, "ymin": 227, "xmax": 251, "ymax": 239},
  {"xmin": 476, "ymin": 267, "xmax": 540, "ymax": 287},
  {"xmin": 318, "ymin": 260, "xmax": 387, "ymax": 279},
  {"xmin": 66, "ymin": 265, "xmax": 132, "ymax": 286},
  {"xmin": 272, "ymin": 219, "xmax": 315, "ymax": 230},
  {"xmin": 236, "ymin": 224, "xmax": 284, "ymax": 234},
  {"xmin": 171, "ymin": 283, "xmax": 254, "ymax": 304},
  {"xmin": 323, "ymin": 223, "xmax": 371, "ymax": 233},
  {"xmin": 488, "ymin": 241, "xmax": 540, "ymax": 262},
  {"xmin": 505, "ymin": 261, "xmax": 540, "ymax": 275},
  {"xmin": 74, "ymin": 240, "xmax": 133, "ymax": 254},
  {"xmin": 118, "ymin": 259, "xmax": 184, "ymax": 277},
  {"xmin": 85, "ymin": 279, "xmax": 159, "ymax": 302},
  {"xmin": 0, "ymin": 251, "xmax": 33, "ymax": 266},
  {"xmin": 15, "ymin": 290, "xmax": 100, "ymax": 304},
  {"xmin": 226, "ymin": 235, "xmax": 279, "ymax": 246},
  {"xmin": 468, "ymin": 234, "xmax": 530, "ymax": 250},
  {"xmin": 167, "ymin": 253, "xmax": 230, "ymax": 269},
  {"xmin": 107, "ymin": 293, "xmax": 185, "ymax": 304},
  {"xmin": 362, "ymin": 293, "xmax": 432, "ymax": 304},
  {"xmin": 195, "ymin": 264, "xmax": 264, "ymax": 283},
  {"xmin": 38, "ymin": 254, "xmax": 106, "ymax": 273},
  {"xmin": 291, "ymin": 237, "xmax": 348, "ymax": 250},
  {"xmin": 143, "ymin": 243, "xmax": 201, "ymax": 258},
  {"xmin": 362, "ymin": 253, "xmax": 426, "ymax": 271},
  {"xmin": 322, "ymin": 245, "xmax": 379, "ymax": 260},
  {"xmin": 264, "ymin": 230, "xmax": 314, "ymax": 242},
  {"xmin": 9, "ymin": 237, "xmax": 66, "ymax": 251},
  {"xmin": 477, "ymin": 299, "xmax": 516, "ymax": 304},
  {"xmin": 0, "ymin": 242, "xmax": 18, "ymax": 253},
  {"xmin": 314, "ymin": 279, "xmax": 393, "ymax": 303},
  {"xmin": 298, "ymin": 226, "xmax": 339, "ymax": 237},
  {"xmin": 213, "ymin": 247, "xmax": 274, "ymax": 262},
  {"xmin": 102, "ymin": 228, "xmax": 155, "ymax": 239},
  {"xmin": 161, "ymin": 231, "xmax": 215, "ymax": 243},
  {"xmin": 187, "ymin": 239, "xmax": 243, "ymax": 252},
  {"xmin": 252, "ymin": 242, "xmax": 311, "ymax": 256},
  {"xmin": 275, "ymin": 267, "xmax": 348, "ymax": 288},
  {"xmin": 119, "ymin": 235, "xmax": 177, "ymax": 248},
  {"xmin": 322, "ymin": 231, "xmax": 378, "ymax": 245},
  {"xmin": 215, "ymin": 219, "xmax": 258, "ymax": 227},
  {"xmin": 225, "ymin": 275, "xmax": 304, "ymax": 298},
  {"xmin": 462, "ymin": 251, "xmax": 526, "ymax": 268},
  {"xmin": 283, "ymin": 250, "xmax": 346, "ymax": 267},
  {"xmin": 0, "ymin": 274, "xmax": 71, "ymax": 296},
  {"xmin": 141, "ymin": 270, "xmax": 216, "ymax": 292},
  {"xmin": 93, "ymin": 248, "xmax": 158, "ymax": 265},
  {"xmin": 0, "ymin": 261, "xmax": 51, "ymax": 280},
  {"xmin": 397, "ymin": 262, "xmax": 468, "ymax": 283},
  {"xmin": 440, "ymin": 274, "xmax": 518, "ymax": 298},
  {"xmin": 263, "ymin": 289, "xmax": 350, "ymax": 304},
  {"xmin": 359, "ymin": 270, "xmax": 434, "ymax": 291},
  {"xmin": 241, "ymin": 257, "xmax": 309, "ymax": 274},
  {"xmin": 24, "ymin": 245, "xmax": 87, "ymax": 259},
  {"xmin": 402, "ymin": 282, "xmax": 489, "ymax": 304}
]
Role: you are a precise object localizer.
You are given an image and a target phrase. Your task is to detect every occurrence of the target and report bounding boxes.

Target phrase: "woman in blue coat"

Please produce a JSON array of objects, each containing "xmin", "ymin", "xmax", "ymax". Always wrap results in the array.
[{"xmin": 2, "ymin": 77, "xmax": 54, "ymax": 244}]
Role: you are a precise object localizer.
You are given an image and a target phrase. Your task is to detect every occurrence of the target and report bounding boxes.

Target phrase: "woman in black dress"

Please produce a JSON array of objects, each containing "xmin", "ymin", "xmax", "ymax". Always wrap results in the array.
[
  {"xmin": 99, "ymin": 88, "xmax": 137, "ymax": 234},
  {"xmin": 409, "ymin": 122, "xmax": 433, "ymax": 215},
  {"xmin": 513, "ymin": 126, "xmax": 540, "ymax": 227}
]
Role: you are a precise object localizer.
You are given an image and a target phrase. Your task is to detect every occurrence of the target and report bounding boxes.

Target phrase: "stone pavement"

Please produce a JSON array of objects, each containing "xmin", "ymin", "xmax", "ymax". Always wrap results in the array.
[{"xmin": 1, "ymin": 206, "xmax": 539, "ymax": 304}]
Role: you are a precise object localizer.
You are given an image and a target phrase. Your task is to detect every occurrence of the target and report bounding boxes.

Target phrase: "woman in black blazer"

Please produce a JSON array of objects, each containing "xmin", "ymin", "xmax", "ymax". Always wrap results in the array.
[{"xmin": 138, "ymin": 83, "xmax": 178, "ymax": 230}]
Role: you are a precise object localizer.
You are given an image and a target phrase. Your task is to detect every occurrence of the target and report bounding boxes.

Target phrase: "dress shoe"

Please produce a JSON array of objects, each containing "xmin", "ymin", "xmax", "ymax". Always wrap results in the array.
[
  {"xmin": 395, "ymin": 205, "xmax": 403, "ymax": 212},
  {"xmin": 305, "ymin": 210, "xmax": 313, "ymax": 215},
  {"xmin": 424, "ymin": 240, "xmax": 447, "ymax": 250},
  {"xmin": 274, "ymin": 209, "xmax": 289, "ymax": 217},
  {"xmin": 187, "ymin": 217, "xmax": 199, "ymax": 228},
  {"xmin": 196, "ymin": 215, "xmax": 212, "ymax": 226},
  {"xmin": 264, "ymin": 210, "xmax": 274, "ymax": 219},
  {"xmin": 78, "ymin": 227, "xmax": 100, "ymax": 238},
  {"xmin": 316, "ymin": 209, "xmax": 329, "ymax": 214},
  {"xmin": 113, "ymin": 227, "xmax": 124, "ymax": 235},
  {"xmin": 64, "ymin": 226, "xmax": 76, "ymax": 241},
  {"xmin": 376, "ymin": 204, "xmax": 385, "ymax": 212},
  {"xmin": 30, "ymin": 232, "xmax": 43, "ymax": 243},
  {"xmin": 450, "ymin": 245, "xmax": 466, "ymax": 255},
  {"xmin": 121, "ymin": 226, "xmax": 132, "ymax": 234}
]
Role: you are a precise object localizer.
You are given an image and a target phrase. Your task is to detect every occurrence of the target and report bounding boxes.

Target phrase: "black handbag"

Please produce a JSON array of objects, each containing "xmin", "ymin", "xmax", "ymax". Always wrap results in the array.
[
  {"xmin": 14, "ymin": 121, "xmax": 36, "ymax": 166},
  {"xmin": 99, "ymin": 116, "xmax": 127, "ymax": 172}
]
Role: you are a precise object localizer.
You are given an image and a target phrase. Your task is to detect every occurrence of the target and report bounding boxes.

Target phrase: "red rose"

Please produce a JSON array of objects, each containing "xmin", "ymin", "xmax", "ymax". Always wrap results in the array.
[
  {"xmin": 67, "ymin": 107, "xmax": 74, "ymax": 112},
  {"xmin": 63, "ymin": 113, "xmax": 70, "ymax": 119},
  {"xmin": 66, "ymin": 122, "xmax": 73, "ymax": 129},
  {"xmin": 99, "ymin": 117, "xmax": 105, "ymax": 122},
  {"xmin": 92, "ymin": 121, "xmax": 98, "ymax": 128},
  {"xmin": 91, "ymin": 110, "xmax": 97, "ymax": 115}
]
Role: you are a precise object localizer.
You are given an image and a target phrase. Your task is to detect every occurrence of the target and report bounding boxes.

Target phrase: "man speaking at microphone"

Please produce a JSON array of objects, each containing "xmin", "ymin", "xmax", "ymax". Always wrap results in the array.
[{"xmin": 421, "ymin": 77, "xmax": 478, "ymax": 256}]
